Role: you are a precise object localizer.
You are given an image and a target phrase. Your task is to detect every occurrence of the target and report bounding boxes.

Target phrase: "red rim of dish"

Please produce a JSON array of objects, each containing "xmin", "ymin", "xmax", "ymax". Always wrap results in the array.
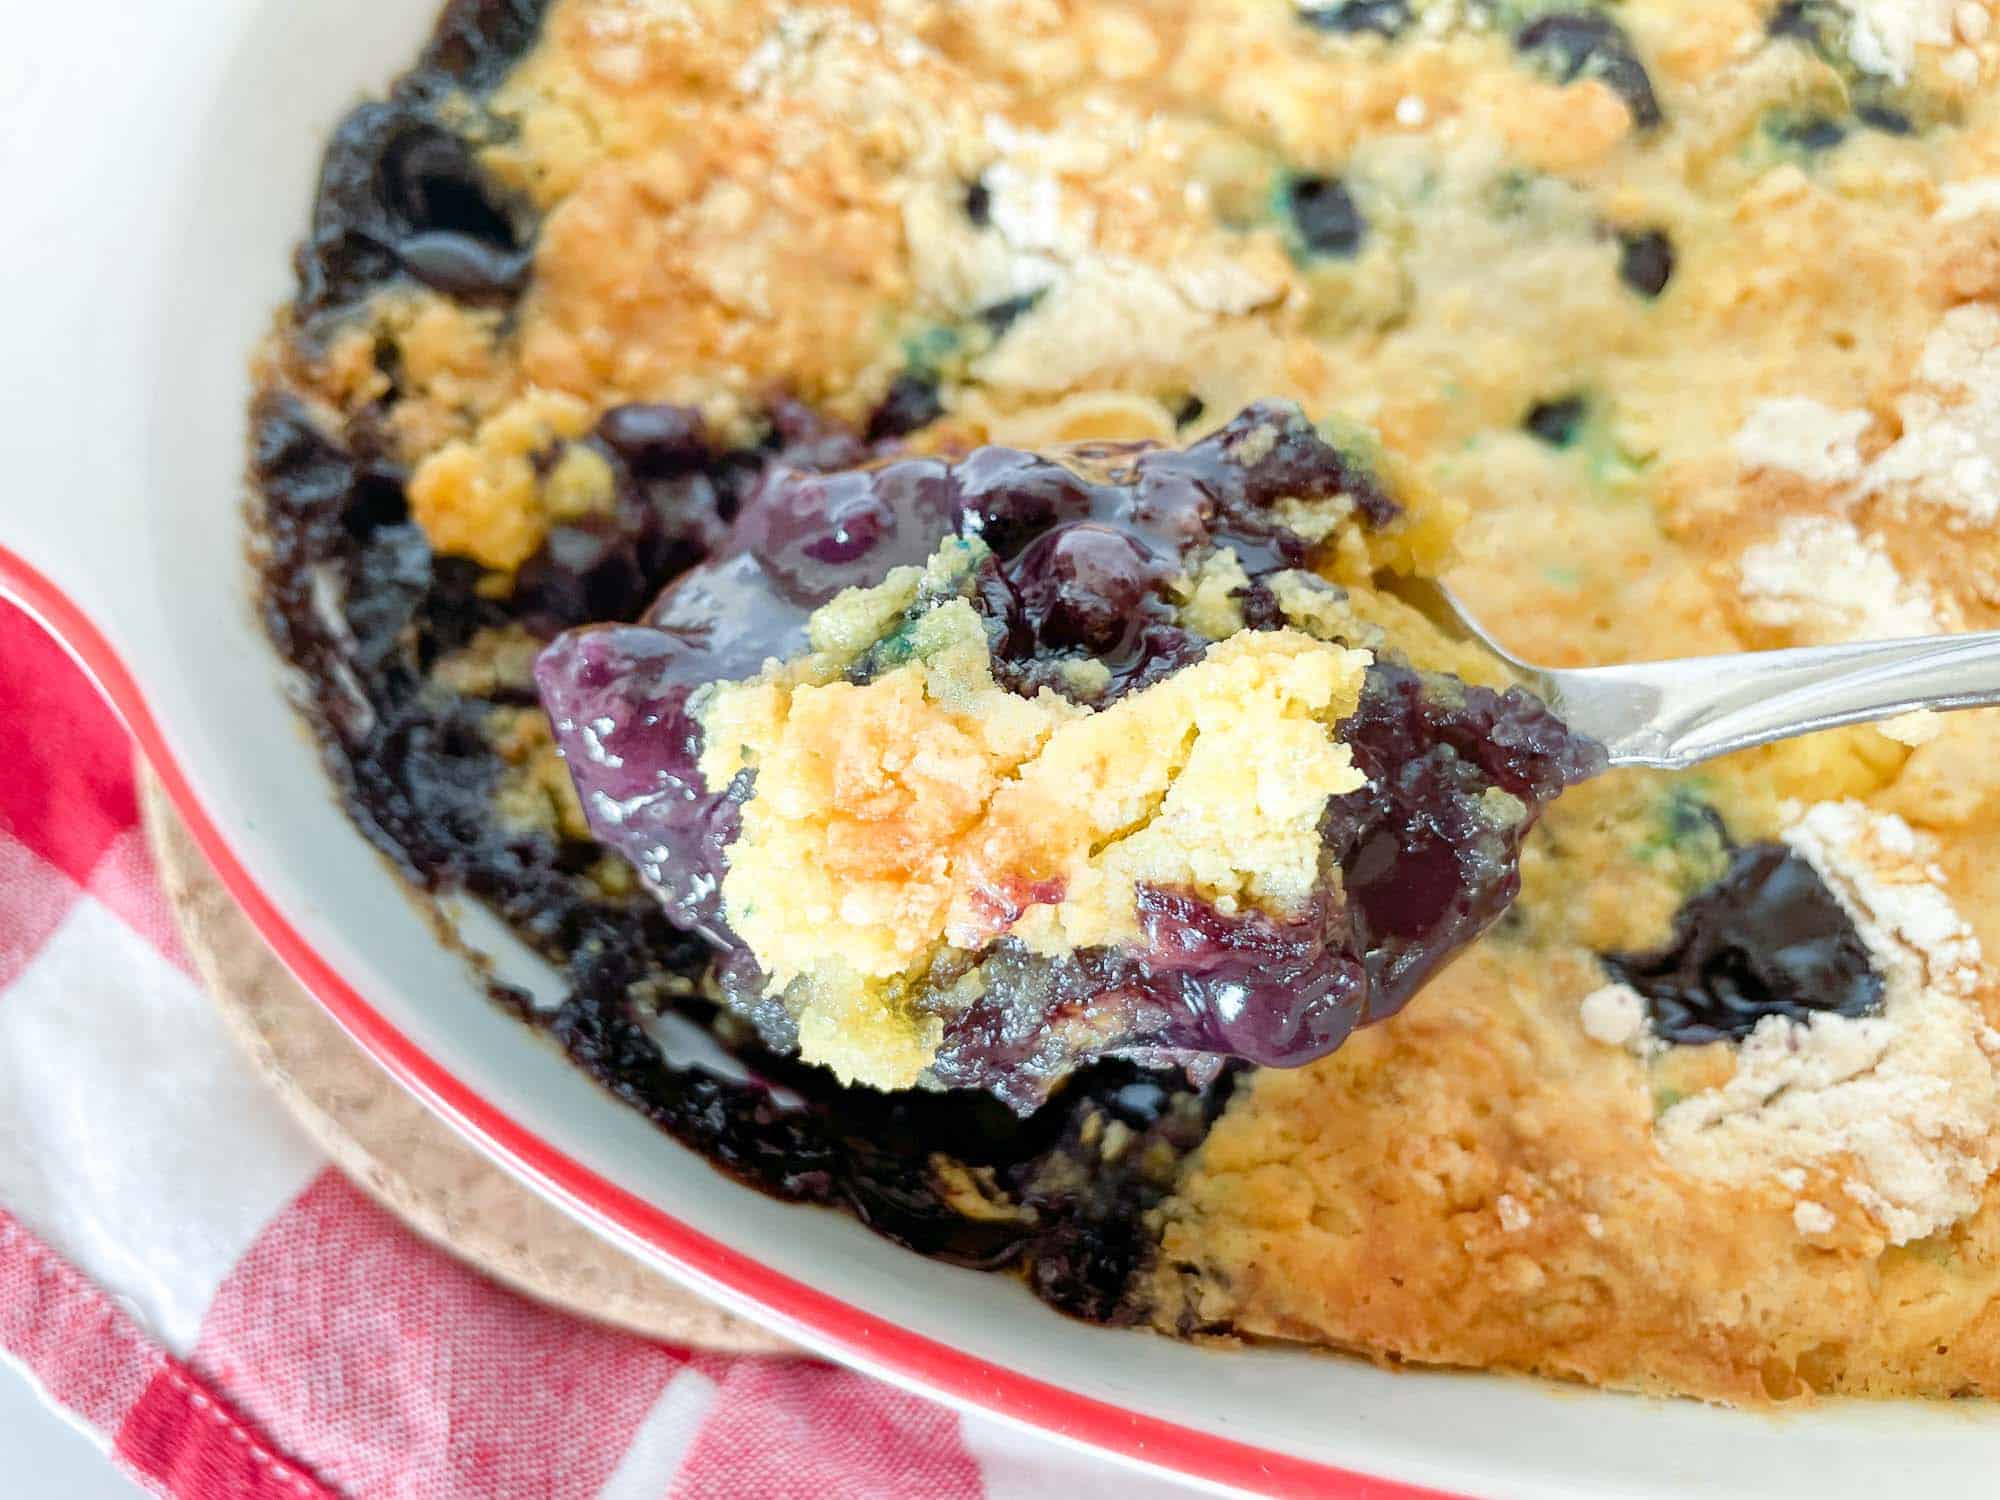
[{"xmin": 0, "ymin": 541, "xmax": 1461, "ymax": 1500}]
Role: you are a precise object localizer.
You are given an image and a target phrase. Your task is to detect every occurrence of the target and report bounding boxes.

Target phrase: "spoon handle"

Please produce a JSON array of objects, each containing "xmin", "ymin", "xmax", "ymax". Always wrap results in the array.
[{"xmin": 1534, "ymin": 631, "xmax": 2000, "ymax": 771}]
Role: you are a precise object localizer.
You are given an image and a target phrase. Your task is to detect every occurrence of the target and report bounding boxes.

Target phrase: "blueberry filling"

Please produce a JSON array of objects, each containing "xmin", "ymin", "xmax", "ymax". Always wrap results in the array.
[
  {"xmin": 1604, "ymin": 841, "xmax": 1884, "ymax": 1045},
  {"xmin": 254, "ymin": 384, "xmax": 1246, "ymax": 1323},
  {"xmin": 1514, "ymin": 13, "xmax": 1663, "ymax": 130},
  {"xmin": 1297, "ymin": 0, "xmax": 1412, "ymax": 39},
  {"xmin": 536, "ymin": 405, "xmax": 1605, "ymax": 1108},
  {"xmin": 1616, "ymin": 227, "xmax": 1675, "ymax": 298},
  {"xmin": 1524, "ymin": 395, "xmax": 1588, "ymax": 447},
  {"xmin": 300, "ymin": 106, "xmax": 533, "ymax": 317},
  {"xmin": 293, "ymin": 1, "xmax": 547, "ymax": 319},
  {"xmin": 1282, "ymin": 174, "xmax": 1368, "ymax": 260},
  {"xmin": 513, "ymin": 409, "xmax": 739, "ymax": 630}
]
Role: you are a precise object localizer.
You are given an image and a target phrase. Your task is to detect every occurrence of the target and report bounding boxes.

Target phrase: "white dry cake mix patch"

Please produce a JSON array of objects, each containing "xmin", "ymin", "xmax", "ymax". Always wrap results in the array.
[
  {"xmin": 1736, "ymin": 514, "xmax": 1948, "ymax": 643},
  {"xmin": 1648, "ymin": 802, "xmax": 2000, "ymax": 1245},
  {"xmin": 1842, "ymin": 0, "xmax": 1962, "ymax": 83},
  {"xmin": 1731, "ymin": 397, "xmax": 1873, "ymax": 485},
  {"xmin": 1870, "ymin": 302, "xmax": 2000, "ymax": 524},
  {"xmin": 902, "ymin": 114, "xmax": 1286, "ymax": 405},
  {"xmin": 1733, "ymin": 294, "xmax": 2000, "ymax": 534}
]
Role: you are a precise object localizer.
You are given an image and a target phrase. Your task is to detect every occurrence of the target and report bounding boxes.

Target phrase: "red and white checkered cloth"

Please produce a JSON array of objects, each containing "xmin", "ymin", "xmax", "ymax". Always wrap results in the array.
[{"xmin": 0, "ymin": 600, "xmax": 1208, "ymax": 1500}]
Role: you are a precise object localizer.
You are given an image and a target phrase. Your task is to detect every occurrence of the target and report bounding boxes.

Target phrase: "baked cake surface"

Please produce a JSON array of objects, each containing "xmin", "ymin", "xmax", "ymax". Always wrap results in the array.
[{"xmin": 253, "ymin": 0, "xmax": 2000, "ymax": 1403}]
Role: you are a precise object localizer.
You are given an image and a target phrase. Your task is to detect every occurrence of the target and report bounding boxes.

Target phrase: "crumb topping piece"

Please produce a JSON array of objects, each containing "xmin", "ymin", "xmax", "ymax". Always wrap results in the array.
[{"xmin": 698, "ymin": 546, "xmax": 1369, "ymax": 1086}]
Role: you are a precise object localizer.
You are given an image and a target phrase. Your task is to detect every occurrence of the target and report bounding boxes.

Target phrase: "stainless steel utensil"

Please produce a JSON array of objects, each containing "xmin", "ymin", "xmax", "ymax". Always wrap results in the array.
[{"xmin": 1402, "ymin": 578, "xmax": 2000, "ymax": 770}]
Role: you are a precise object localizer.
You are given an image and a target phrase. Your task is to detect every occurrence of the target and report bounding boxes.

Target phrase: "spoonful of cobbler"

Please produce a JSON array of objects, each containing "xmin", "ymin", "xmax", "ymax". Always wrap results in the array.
[
  {"xmin": 535, "ymin": 404, "xmax": 1602, "ymax": 1109},
  {"xmin": 535, "ymin": 401, "xmax": 2000, "ymax": 1112}
]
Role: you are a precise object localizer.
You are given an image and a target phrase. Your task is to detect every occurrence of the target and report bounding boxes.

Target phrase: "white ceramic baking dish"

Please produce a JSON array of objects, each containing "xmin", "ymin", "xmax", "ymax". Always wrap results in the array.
[{"xmin": 4, "ymin": 2, "xmax": 1996, "ymax": 1494}]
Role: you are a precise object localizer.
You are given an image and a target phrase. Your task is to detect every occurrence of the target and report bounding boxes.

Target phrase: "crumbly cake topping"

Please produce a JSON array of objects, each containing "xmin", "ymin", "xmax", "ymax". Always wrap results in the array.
[
  {"xmin": 1736, "ymin": 515, "xmax": 1948, "ymax": 642},
  {"xmin": 696, "ymin": 551, "xmax": 1371, "ymax": 1089},
  {"xmin": 1653, "ymin": 801, "xmax": 2000, "ymax": 1244},
  {"xmin": 1578, "ymin": 981, "xmax": 1653, "ymax": 1052}
]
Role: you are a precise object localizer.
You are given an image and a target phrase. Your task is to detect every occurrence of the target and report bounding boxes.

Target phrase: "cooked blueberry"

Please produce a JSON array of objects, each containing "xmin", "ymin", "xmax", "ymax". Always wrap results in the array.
[
  {"xmin": 340, "ymin": 468, "xmax": 413, "ymax": 540},
  {"xmin": 254, "ymin": 396, "xmax": 410, "ymax": 572},
  {"xmin": 1282, "ymin": 174, "xmax": 1367, "ymax": 259},
  {"xmin": 1173, "ymin": 395, "xmax": 1206, "ymax": 430},
  {"xmin": 1604, "ymin": 842, "xmax": 1884, "ymax": 1045},
  {"xmin": 1772, "ymin": 112, "xmax": 1849, "ymax": 150},
  {"xmin": 1617, "ymin": 227, "xmax": 1675, "ymax": 298},
  {"xmin": 1205, "ymin": 400, "xmax": 1397, "ymax": 526},
  {"xmin": 1525, "ymin": 395, "xmax": 1587, "ymax": 447},
  {"xmin": 741, "ymin": 461, "xmax": 960, "ymax": 607},
  {"xmin": 1766, "ymin": 0, "xmax": 1841, "ymax": 52},
  {"xmin": 978, "ymin": 289, "xmax": 1049, "ymax": 337},
  {"xmin": 1515, "ymin": 12, "xmax": 1662, "ymax": 129},
  {"xmin": 1296, "ymin": 0, "xmax": 1411, "ymax": 38},
  {"xmin": 298, "ymin": 106, "xmax": 530, "ymax": 315},
  {"xmin": 411, "ymin": 0, "xmax": 551, "ymax": 95},
  {"xmin": 596, "ymin": 403, "xmax": 710, "ymax": 474},
  {"xmin": 964, "ymin": 177, "xmax": 993, "ymax": 227},
  {"xmin": 954, "ymin": 448, "xmax": 1099, "ymax": 557},
  {"xmin": 1857, "ymin": 102, "xmax": 1915, "ymax": 135},
  {"xmin": 1007, "ymin": 524, "xmax": 1170, "ymax": 656},
  {"xmin": 866, "ymin": 372, "xmax": 947, "ymax": 442}
]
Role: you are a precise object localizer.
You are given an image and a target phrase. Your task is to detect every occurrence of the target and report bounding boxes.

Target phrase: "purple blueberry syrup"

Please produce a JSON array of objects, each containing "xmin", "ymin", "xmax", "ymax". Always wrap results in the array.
[
  {"xmin": 536, "ymin": 402, "xmax": 1605, "ymax": 1106},
  {"xmin": 1606, "ymin": 840, "xmax": 1884, "ymax": 1045}
]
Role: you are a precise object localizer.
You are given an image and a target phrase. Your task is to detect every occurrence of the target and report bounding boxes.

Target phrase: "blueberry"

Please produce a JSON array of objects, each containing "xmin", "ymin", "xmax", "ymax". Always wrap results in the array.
[
  {"xmin": 1605, "ymin": 843, "xmax": 1884, "ymax": 1045},
  {"xmin": 596, "ymin": 403, "xmax": 710, "ymax": 474},
  {"xmin": 1767, "ymin": 0, "xmax": 1840, "ymax": 52},
  {"xmin": 866, "ymin": 372, "xmax": 946, "ymax": 442},
  {"xmin": 964, "ymin": 177, "xmax": 993, "ymax": 227},
  {"xmin": 1616, "ymin": 227, "xmax": 1675, "ymax": 298},
  {"xmin": 978, "ymin": 289, "xmax": 1049, "ymax": 337},
  {"xmin": 1857, "ymin": 102, "xmax": 1915, "ymax": 135},
  {"xmin": 953, "ymin": 448, "xmax": 1099, "ymax": 557},
  {"xmin": 1296, "ymin": 0, "xmax": 1411, "ymax": 38},
  {"xmin": 1006, "ymin": 524, "xmax": 1169, "ymax": 656},
  {"xmin": 299, "ymin": 107, "xmax": 530, "ymax": 315},
  {"xmin": 742, "ymin": 461, "xmax": 960, "ymax": 608},
  {"xmin": 1282, "ymin": 174, "xmax": 1367, "ymax": 259},
  {"xmin": 1524, "ymin": 395, "xmax": 1587, "ymax": 447},
  {"xmin": 1772, "ymin": 112, "xmax": 1849, "ymax": 151},
  {"xmin": 1515, "ymin": 13, "xmax": 1662, "ymax": 130}
]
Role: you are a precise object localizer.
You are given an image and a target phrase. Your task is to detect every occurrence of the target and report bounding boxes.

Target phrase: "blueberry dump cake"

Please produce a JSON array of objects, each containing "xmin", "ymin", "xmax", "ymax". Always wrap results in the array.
[{"xmin": 254, "ymin": 0, "xmax": 2000, "ymax": 1402}]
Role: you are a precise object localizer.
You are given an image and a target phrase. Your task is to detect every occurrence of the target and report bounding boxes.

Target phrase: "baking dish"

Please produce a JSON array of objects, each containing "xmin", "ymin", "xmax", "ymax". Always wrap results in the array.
[{"xmin": 3, "ymin": 1, "xmax": 1997, "ymax": 1493}]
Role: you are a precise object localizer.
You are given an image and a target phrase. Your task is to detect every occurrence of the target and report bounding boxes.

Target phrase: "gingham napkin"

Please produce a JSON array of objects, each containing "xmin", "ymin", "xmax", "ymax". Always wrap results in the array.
[{"xmin": 0, "ymin": 599, "xmax": 1207, "ymax": 1500}]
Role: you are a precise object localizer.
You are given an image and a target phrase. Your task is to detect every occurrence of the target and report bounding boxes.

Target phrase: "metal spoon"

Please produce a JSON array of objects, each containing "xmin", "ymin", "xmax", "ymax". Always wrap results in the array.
[{"xmin": 1401, "ymin": 578, "xmax": 2000, "ymax": 771}]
